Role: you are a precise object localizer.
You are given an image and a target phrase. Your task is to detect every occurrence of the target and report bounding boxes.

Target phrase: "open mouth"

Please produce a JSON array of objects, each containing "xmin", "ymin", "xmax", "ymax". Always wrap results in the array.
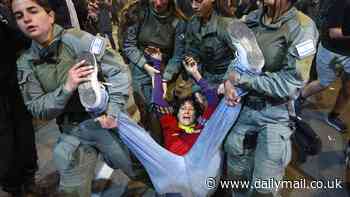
[
  {"xmin": 183, "ymin": 116, "xmax": 192, "ymax": 121},
  {"xmin": 26, "ymin": 25, "xmax": 37, "ymax": 33}
]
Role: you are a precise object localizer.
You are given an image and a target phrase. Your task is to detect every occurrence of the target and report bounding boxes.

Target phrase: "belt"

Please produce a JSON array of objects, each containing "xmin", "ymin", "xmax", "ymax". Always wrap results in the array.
[
  {"xmin": 245, "ymin": 95, "xmax": 288, "ymax": 111},
  {"xmin": 56, "ymin": 112, "xmax": 91, "ymax": 127}
]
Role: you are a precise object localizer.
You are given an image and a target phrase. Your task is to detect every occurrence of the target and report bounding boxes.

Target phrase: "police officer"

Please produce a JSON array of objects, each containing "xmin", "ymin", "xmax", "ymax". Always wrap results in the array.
[
  {"xmin": 122, "ymin": 0, "xmax": 187, "ymax": 137},
  {"xmin": 12, "ymin": 0, "xmax": 134, "ymax": 196},
  {"xmin": 223, "ymin": 0, "xmax": 318, "ymax": 196},
  {"xmin": 184, "ymin": 0, "xmax": 238, "ymax": 88},
  {"xmin": 0, "ymin": 3, "xmax": 38, "ymax": 196},
  {"xmin": 123, "ymin": 0, "xmax": 187, "ymax": 104}
]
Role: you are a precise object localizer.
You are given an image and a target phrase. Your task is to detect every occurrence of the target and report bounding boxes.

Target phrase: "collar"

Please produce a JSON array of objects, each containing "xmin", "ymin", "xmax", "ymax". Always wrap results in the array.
[
  {"xmin": 149, "ymin": 2, "xmax": 174, "ymax": 20},
  {"xmin": 259, "ymin": 7, "xmax": 297, "ymax": 29},
  {"xmin": 30, "ymin": 24, "xmax": 64, "ymax": 65},
  {"xmin": 191, "ymin": 11, "xmax": 219, "ymax": 38},
  {"xmin": 30, "ymin": 24, "xmax": 64, "ymax": 54},
  {"xmin": 178, "ymin": 123, "xmax": 196, "ymax": 134},
  {"xmin": 201, "ymin": 11, "xmax": 219, "ymax": 36}
]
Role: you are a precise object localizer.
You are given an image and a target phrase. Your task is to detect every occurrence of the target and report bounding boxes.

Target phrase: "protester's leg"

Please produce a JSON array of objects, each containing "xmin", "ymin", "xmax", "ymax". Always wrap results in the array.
[
  {"xmin": 53, "ymin": 133, "xmax": 98, "ymax": 197},
  {"xmin": 83, "ymin": 82, "xmax": 154, "ymax": 192},
  {"xmin": 116, "ymin": 113, "xmax": 186, "ymax": 193},
  {"xmin": 187, "ymin": 101, "xmax": 242, "ymax": 164},
  {"xmin": 77, "ymin": 120, "xmax": 136, "ymax": 177}
]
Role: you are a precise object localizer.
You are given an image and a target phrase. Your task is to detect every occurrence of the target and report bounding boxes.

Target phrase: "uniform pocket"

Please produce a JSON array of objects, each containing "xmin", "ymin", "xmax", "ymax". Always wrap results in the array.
[
  {"xmin": 53, "ymin": 134, "xmax": 81, "ymax": 171},
  {"xmin": 224, "ymin": 132, "xmax": 246, "ymax": 156},
  {"xmin": 264, "ymin": 125, "xmax": 292, "ymax": 167},
  {"xmin": 280, "ymin": 135, "xmax": 292, "ymax": 167}
]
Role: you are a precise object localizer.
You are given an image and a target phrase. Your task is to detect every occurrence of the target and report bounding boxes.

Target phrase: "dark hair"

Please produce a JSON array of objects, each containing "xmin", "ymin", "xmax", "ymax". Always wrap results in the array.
[
  {"xmin": 215, "ymin": 0, "xmax": 239, "ymax": 17},
  {"xmin": 262, "ymin": 0, "xmax": 296, "ymax": 23},
  {"xmin": 173, "ymin": 96, "xmax": 203, "ymax": 121},
  {"xmin": 119, "ymin": 0, "xmax": 187, "ymax": 27},
  {"xmin": 11, "ymin": 0, "xmax": 52, "ymax": 13}
]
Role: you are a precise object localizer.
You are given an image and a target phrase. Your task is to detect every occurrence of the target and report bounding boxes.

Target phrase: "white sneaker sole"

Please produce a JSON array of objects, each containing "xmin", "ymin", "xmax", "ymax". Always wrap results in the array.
[
  {"xmin": 228, "ymin": 20, "xmax": 265, "ymax": 73},
  {"xmin": 77, "ymin": 52, "xmax": 102, "ymax": 109}
]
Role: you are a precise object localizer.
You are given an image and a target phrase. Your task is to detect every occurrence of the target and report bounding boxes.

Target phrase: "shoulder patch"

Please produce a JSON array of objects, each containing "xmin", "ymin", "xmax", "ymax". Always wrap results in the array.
[
  {"xmin": 90, "ymin": 37, "xmax": 105, "ymax": 55},
  {"xmin": 295, "ymin": 39, "xmax": 316, "ymax": 58}
]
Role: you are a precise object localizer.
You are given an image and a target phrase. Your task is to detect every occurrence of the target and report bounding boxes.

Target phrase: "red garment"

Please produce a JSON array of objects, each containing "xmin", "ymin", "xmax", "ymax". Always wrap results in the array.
[
  {"xmin": 160, "ymin": 114, "xmax": 200, "ymax": 156},
  {"xmin": 160, "ymin": 105, "xmax": 216, "ymax": 156}
]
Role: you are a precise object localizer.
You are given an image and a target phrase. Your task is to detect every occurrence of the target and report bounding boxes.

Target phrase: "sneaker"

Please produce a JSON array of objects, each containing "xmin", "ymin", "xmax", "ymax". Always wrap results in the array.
[
  {"xmin": 76, "ymin": 52, "xmax": 102, "ymax": 109},
  {"xmin": 227, "ymin": 20, "xmax": 265, "ymax": 75},
  {"xmin": 326, "ymin": 115, "xmax": 347, "ymax": 133}
]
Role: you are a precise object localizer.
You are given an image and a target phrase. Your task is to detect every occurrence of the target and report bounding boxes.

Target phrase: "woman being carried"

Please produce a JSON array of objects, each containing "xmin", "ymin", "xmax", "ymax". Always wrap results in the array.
[{"xmin": 81, "ymin": 20, "xmax": 264, "ymax": 195}]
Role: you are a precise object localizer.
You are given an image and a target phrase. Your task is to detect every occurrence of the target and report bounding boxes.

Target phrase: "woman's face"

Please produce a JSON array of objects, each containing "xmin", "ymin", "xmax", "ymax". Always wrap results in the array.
[
  {"xmin": 151, "ymin": 0, "xmax": 169, "ymax": 13},
  {"xmin": 177, "ymin": 101, "xmax": 196, "ymax": 126},
  {"xmin": 262, "ymin": 0, "xmax": 291, "ymax": 10},
  {"xmin": 220, "ymin": 0, "xmax": 237, "ymax": 17},
  {"xmin": 191, "ymin": 0, "xmax": 214, "ymax": 18},
  {"xmin": 12, "ymin": 0, "xmax": 54, "ymax": 44}
]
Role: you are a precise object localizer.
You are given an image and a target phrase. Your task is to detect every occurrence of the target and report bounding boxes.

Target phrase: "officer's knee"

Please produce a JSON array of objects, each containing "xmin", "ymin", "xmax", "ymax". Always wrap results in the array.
[
  {"xmin": 55, "ymin": 144, "xmax": 98, "ymax": 197},
  {"xmin": 53, "ymin": 135, "xmax": 82, "ymax": 171}
]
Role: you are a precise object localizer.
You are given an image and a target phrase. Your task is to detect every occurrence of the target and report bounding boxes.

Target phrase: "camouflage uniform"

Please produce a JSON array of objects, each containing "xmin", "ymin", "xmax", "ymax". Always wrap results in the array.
[
  {"xmin": 185, "ymin": 11, "xmax": 237, "ymax": 87},
  {"xmin": 16, "ymin": 24, "xmax": 133, "ymax": 197},
  {"xmin": 224, "ymin": 7, "xmax": 319, "ymax": 196}
]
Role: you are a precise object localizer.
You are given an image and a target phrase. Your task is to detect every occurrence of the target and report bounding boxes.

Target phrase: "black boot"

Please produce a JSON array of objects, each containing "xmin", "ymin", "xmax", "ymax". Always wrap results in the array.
[{"xmin": 3, "ymin": 186, "xmax": 25, "ymax": 197}]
